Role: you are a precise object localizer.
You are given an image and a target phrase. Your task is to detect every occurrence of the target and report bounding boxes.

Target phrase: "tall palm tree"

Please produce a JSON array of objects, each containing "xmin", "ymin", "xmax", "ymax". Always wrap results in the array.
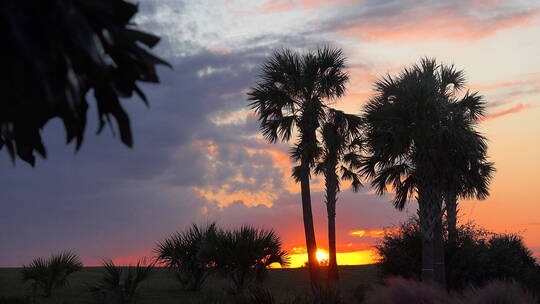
[
  {"xmin": 360, "ymin": 58, "xmax": 490, "ymax": 286},
  {"xmin": 248, "ymin": 47, "xmax": 349, "ymax": 285},
  {"xmin": 315, "ymin": 109, "xmax": 363, "ymax": 281},
  {"xmin": 443, "ymin": 95, "xmax": 495, "ymax": 246}
]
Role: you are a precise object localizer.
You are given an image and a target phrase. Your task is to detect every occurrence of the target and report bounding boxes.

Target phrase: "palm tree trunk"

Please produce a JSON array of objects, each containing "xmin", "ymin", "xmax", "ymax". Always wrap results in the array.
[
  {"xmin": 446, "ymin": 191, "xmax": 458, "ymax": 245},
  {"xmin": 433, "ymin": 200, "xmax": 446, "ymax": 288},
  {"xmin": 418, "ymin": 185, "xmax": 438, "ymax": 284},
  {"xmin": 326, "ymin": 165, "xmax": 339, "ymax": 281},
  {"xmin": 300, "ymin": 161, "xmax": 320, "ymax": 286}
]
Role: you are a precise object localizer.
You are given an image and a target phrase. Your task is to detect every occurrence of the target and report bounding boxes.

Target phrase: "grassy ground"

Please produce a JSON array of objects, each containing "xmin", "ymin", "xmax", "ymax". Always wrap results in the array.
[{"xmin": 0, "ymin": 265, "xmax": 380, "ymax": 303}]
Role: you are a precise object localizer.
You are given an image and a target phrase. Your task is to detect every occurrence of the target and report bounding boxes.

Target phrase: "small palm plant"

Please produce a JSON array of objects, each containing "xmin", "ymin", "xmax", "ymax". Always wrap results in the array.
[
  {"xmin": 91, "ymin": 258, "xmax": 154, "ymax": 304},
  {"xmin": 155, "ymin": 223, "xmax": 218, "ymax": 291},
  {"xmin": 21, "ymin": 251, "xmax": 83, "ymax": 298},
  {"xmin": 203, "ymin": 226, "xmax": 290, "ymax": 294}
]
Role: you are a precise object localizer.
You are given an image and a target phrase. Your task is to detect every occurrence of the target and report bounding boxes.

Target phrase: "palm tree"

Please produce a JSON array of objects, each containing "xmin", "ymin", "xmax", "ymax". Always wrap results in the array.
[
  {"xmin": 201, "ymin": 225, "xmax": 289, "ymax": 294},
  {"xmin": 360, "ymin": 58, "xmax": 490, "ymax": 286},
  {"xmin": 315, "ymin": 109, "xmax": 363, "ymax": 281},
  {"xmin": 443, "ymin": 96, "xmax": 495, "ymax": 245},
  {"xmin": 22, "ymin": 251, "xmax": 83, "ymax": 298},
  {"xmin": 248, "ymin": 47, "xmax": 349, "ymax": 285},
  {"xmin": 1, "ymin": 0, "xmax": 169, "ymax": 165},
  {"xmin": 155, "ymin": 223, "xmax": 218, "ymax": 291},
  {"xmin": 91, "ymin": 258, "xmax": 154, "ymax": 304}
]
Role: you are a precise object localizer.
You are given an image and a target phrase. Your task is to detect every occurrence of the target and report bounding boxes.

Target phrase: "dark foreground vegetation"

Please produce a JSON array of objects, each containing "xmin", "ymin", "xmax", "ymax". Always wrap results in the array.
[
  {"xmin": 2, "ymin": 221, "xmax": 538, "ymax": 304},
  {"xmin": 2, "ymin": 265, "xmax": 539, "ymax": 304}
]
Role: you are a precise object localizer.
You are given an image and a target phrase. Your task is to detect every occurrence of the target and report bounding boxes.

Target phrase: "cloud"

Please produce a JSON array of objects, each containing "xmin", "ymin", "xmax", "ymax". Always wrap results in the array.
[
  {"xmin": 483, "ymin": 103, "xmax": 534, "ymax": 121},
  {"xmin": 319, "ymin": 0, "xmax": 540, "ymax": 42},
  {"xmin": 261, "ymin": 0, "xmax": 354, "ymax": 12}
]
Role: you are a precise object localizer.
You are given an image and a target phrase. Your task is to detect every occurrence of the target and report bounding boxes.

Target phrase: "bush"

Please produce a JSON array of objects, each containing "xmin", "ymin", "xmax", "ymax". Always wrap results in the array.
[
  {"xmin": 460, "ymin": 280, "xmax": 538, "ymax": 304},
  {"xmin": 21, "ymin": 251, "xmax": 83, "ymax": 298},
  {"xmin": 90, "ymin": 258, "xmax": 154, "ymax": 304},
  {"xmin": 362, "ymin": 277, "xmax": 452, "ymax": 304},
  {"xmin": 376, "ymin": 217, "xmax": 540, "ymax": 291},
  {"xmin": 201, "ymin": 225, "xmax": 290, "ymax": 294},
  {"xmin": 155, "ymin": 223, "xmax": 218, "ymax": 291}
]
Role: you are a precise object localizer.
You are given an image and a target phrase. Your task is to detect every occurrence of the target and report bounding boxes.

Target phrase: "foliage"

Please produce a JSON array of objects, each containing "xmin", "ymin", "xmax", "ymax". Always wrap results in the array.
[
  {"xmin": 0, "ymin": 296, "xmax": 31, "ymax": 304},
  {"xmin": 91, "ymin": 258, "xmax": 154, "ymax": 304},
  {"xmin": 362, "ymin": 277, "xmax": 452, "ymax": 304},
  {"xmin": 376, "ymin": 217, "xmax": 540, "ymax": 291},
  {"xmin": 1, "ymin": 0, "xmax": 170, "ymax": 165},
  {"xmin": 459, "ymin": 280, "xmax": 538, "ymax": 304},
  {"xmin": 248, "ymin": 47, "xmax": 350, "ymax": 283},
  {"xmin": 360, "ymin": 57, "xmax": 487, "ymax": 210},
  {"xmin": 155, "ymin": 223, "xmax": 218, "ymax": 291},
  {"xmin": 201, "ymin": 225, "xmax": 290, "ymax": 294},
  {"xmin": 21, "ymin": 251, "xmax": 82, "ymax": 298}
]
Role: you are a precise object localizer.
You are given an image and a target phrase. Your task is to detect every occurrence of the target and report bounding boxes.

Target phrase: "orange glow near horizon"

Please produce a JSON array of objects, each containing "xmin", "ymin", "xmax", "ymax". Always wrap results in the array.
[{"xmin": 271, "ymin": 249, "xmax": 379, "ymax": 268}]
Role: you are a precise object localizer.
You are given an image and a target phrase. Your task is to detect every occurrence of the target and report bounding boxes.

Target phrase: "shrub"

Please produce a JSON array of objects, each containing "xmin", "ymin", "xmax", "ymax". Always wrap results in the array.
[
  {"xmin": 91, "ymin": 258, "xmax": 154, "ymax": 304},
  {"xmin": 247, "ymin": 286, "xmax": 276, "ymax": 304},
  {"xmin": 0, "ymin": 296, "xmax": 31, "ymax": 304},
  {"xmin": 202, "ymin": 225, "xmax": 290, "ymax": 294},
  {"xmin": 460, "ymin": 281, "xmax": 538, "ymax": 304},
  {"xmin": 21, "ymin": 251, "xmax": 82, "ymax": 298},
  {"xmin": 362, "ymin": 277, "xmax": 453, "ymax": 304},
  {"xmin": 376, "ymin": 217, "xmax": 540, "ymax": 291},
  {"xmin": 155, "ymin": 223, "xmax": 218, "ymax": 291}
]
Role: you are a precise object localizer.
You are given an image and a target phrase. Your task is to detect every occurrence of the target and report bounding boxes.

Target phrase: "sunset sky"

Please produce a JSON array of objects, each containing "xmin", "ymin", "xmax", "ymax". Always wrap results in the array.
[{"xmin": 1, "ymin": 0, "xmax": 539, "ymax": 267}]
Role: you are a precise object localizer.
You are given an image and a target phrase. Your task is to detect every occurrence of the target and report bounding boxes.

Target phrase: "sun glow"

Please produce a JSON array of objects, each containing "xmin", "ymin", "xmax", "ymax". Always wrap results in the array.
[
  {"xmin": 271, "ymin": 249, "xmax": 379, "ymax": 268},
  {"xmin": 316, "ymin": 249, "xmax": 329, "ymax": 264}
]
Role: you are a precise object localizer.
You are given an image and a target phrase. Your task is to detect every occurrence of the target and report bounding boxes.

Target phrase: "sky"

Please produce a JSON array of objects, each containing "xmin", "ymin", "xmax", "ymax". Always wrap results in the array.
[{"xmin": 1, "ymin": 0, "xmax": 540, "ymax": 267}]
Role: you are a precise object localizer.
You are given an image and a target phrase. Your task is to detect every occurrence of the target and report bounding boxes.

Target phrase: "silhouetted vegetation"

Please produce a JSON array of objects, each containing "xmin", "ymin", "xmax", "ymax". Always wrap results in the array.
[
  {"xmin": 315, "ymin": 109, "xmax": 364, "ymax": 281},
  {"xmin": 376, "ymin": 217, "xmax": 540, "ymax": 292},
  {"xmin": 248, "ymin": 47, "xmax": 350, "ymax": 285},
  {"xmin": 201, "ymin": 225, "xmax": 290, "ymax": 294},
  {"xmin": 1, "ymin": 0, "xmax": 169, "ymax": 165},
  {"xmin": 155, "ymin": 223, "xmax": 289, "ymax": 295},
  {"xmin": 155, "ymin": 223, "xmax": 218, "ymax": 291},
  {"xmin": 361, "ymin": 58, "xmax": 493, "ymax": 287},
  {"xmin": 91, "ymin": 258, "xmax": 154, "ymax": 304},
  {"xmin": 21, "ymin": 251, "xmax": 82, "ymax": 298}
]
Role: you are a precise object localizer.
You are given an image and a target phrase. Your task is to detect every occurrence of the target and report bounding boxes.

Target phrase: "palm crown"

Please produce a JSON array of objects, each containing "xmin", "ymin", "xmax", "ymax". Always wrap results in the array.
[
  {"xmin": 361, "ymin": 58, "xmax": 490, "ymax": 209},
  {"xmin": 248, "ymin": 47, "xmax": 349, "ymax": 169}
]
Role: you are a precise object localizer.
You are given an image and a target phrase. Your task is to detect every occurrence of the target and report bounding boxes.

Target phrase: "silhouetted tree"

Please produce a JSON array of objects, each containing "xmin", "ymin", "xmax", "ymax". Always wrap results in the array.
[
  {"xmin": 91, "ymin": 258, "xmax": 154, "ymax": 304},
  {"xmin": 155, "ymin": 223, "xmax": 218, "ymax": 291},
  {"xmin": 315, "ymin": 109, "xmax": 363, "ymax": 281},
  {"xmin": 1, "ymin": 0, "xmax": 170, "ymax": 165},
  {"xmin": 22, "ymin": 251, "xmax": 82, "ymax": 298},
  {"xmin": 442, "ymin": 97, "xmax": 495, "ymax": 245},
  {"xmin": 200, "ymin": 225, "xmax": 289, "ymax": 294},
  {"xmin": 248, "ymin": 47, "xmax": 349, "ymax": 286},
  {"xmin": 361, "ymin": 58, "xmax": 492, "ymax": 286}
]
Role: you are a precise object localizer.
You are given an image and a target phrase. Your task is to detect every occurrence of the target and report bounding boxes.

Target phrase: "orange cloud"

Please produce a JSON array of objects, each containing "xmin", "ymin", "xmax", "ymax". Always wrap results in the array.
[
  {"xmin": 337, "ymin": 8, "xmax": 540, "ymax": 42},
  {"xmin": 261, "ymin": 0, "xmax": 295, "ymax": 12},
  {"xmin": 483, "ymin": 104, "xmax": 534, "ymax": 121},
  {"xmin": 350, "ymin": 229, "xmax": 388, "ymax": 238}
]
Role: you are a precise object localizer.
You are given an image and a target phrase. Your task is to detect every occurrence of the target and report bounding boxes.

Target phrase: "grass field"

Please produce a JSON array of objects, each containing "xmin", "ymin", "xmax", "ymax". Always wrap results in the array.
[{"xmin": 0, "ymin": 265, "xmax": 380, "ymax": 303}]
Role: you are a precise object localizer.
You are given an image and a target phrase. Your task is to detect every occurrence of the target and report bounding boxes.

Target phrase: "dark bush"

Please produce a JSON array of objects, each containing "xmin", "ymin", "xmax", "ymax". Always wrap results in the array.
[
  {"xmin": 155, "ymin": 223, "xmax": 218, "ymax": 291},
  {"xmin": 90, "ymin": 258, "xmax": 154, "ymax": 304},
  {"xmin": 376, "ymin": 217, "xmax": 540, "ymax": 291},
  {"xmin": 201, "ymin": 225, "xmax": 290, "ymax": 294},
  {"xmin": 362, "ymin": 277, "xmax": 452, "ymax": 304},
  {"xmin": 21, "ymin": 251, "xmax": 83, "ymax": 298},
  {"xmin": 460, "ymin": 280, "xmax": 538, "ymax": 304}
]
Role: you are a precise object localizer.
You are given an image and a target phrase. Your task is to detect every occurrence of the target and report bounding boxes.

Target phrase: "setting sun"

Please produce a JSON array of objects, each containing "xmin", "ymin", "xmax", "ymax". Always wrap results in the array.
[{"xmin": 316, "ymin": 250, "xmax": 329, "ymax": 264}]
